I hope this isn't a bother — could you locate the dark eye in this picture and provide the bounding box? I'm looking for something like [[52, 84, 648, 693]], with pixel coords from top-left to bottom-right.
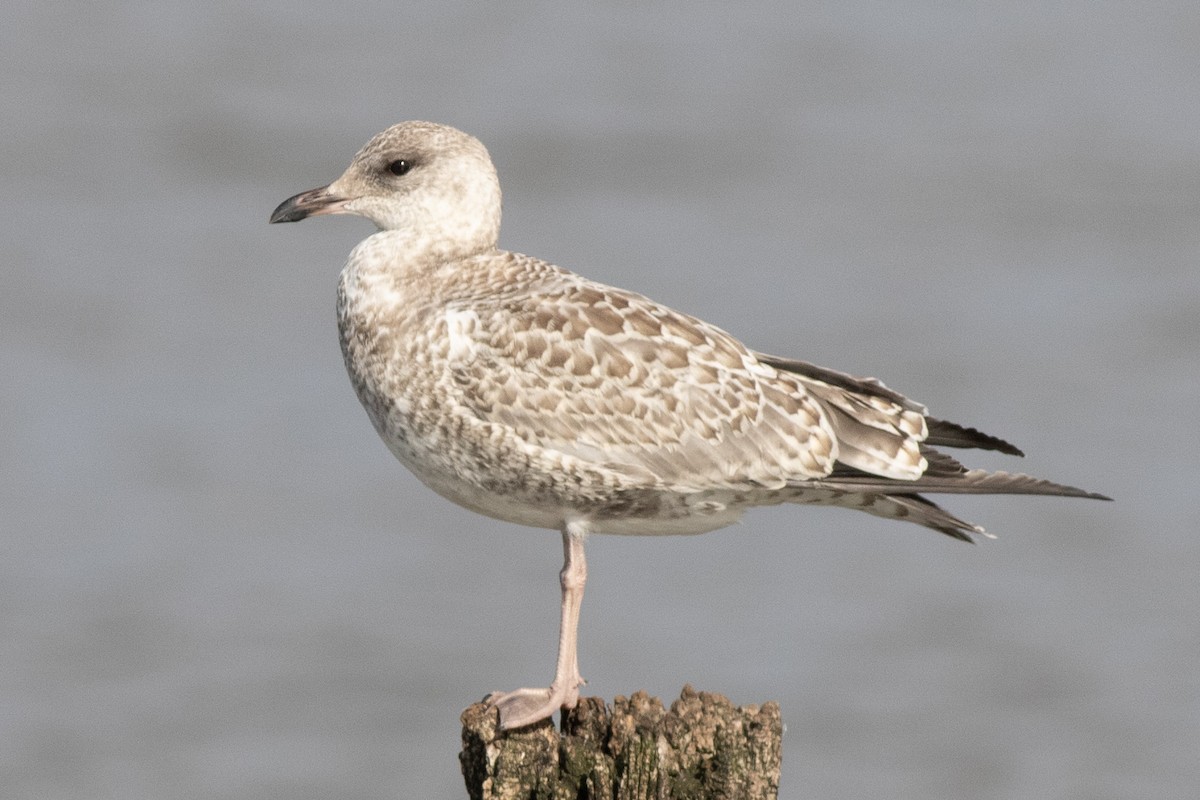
[[387, 159, 412, 176]]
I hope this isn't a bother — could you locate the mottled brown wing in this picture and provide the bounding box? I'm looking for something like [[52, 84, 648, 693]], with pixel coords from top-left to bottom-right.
[[440, 276, 837, 489]]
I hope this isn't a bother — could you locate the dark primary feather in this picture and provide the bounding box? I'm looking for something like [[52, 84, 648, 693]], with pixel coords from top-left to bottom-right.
[[760, 352, 1110, 542], [804, 465, 1109, 544], [814, 466, 1111, 500], [924, 417, 1024, 456]]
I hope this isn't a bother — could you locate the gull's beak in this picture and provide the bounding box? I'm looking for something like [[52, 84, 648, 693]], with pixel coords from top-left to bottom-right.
[[269, 185, 349, 224]]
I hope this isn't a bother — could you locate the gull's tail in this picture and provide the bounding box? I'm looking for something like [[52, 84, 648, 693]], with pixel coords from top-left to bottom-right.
[[806, 465, 1110, 542], [758, 353, 1110, 542]]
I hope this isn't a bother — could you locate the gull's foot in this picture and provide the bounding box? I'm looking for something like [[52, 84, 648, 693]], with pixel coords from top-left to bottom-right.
[[486, 680, 582, 730]]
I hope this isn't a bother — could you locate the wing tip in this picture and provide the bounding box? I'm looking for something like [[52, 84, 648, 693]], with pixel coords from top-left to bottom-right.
[[924, 417, 1025, 456]]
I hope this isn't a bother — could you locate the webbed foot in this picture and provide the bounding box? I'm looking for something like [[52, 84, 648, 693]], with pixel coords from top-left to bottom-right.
[[486, 678, 582, 729]]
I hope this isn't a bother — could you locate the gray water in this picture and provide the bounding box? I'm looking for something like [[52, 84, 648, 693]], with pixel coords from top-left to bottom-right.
[[3, 3, 1197, 798]]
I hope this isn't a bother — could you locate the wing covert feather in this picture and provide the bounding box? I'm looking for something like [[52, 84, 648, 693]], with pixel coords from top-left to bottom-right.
[[441, 278, 836, 488]]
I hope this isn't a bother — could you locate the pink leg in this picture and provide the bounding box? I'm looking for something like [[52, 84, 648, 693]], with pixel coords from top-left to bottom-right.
[[487, 524, 587, 729]]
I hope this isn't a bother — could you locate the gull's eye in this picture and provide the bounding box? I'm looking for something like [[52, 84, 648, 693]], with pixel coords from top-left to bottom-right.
[[387, 159, 412, 176]]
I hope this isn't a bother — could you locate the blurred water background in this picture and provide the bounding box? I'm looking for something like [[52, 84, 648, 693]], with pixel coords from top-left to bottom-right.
[[3, 2, 1197, 798]]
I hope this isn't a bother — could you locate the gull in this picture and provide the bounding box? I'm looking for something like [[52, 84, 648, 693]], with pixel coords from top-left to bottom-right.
[[270, 121, 1108, 729]]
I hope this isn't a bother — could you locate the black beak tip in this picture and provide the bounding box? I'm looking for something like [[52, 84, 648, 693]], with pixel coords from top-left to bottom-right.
[[269, 198, 308, 224]]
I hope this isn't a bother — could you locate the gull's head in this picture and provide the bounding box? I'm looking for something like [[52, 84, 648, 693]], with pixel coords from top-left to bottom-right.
[[270, 121, 502, 255]]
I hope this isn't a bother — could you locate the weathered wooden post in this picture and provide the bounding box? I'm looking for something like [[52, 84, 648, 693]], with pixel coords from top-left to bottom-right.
[[460, 685, 782, 799]]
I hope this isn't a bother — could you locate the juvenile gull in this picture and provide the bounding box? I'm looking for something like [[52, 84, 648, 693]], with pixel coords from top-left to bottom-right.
[[270, 121, 1108, 729]]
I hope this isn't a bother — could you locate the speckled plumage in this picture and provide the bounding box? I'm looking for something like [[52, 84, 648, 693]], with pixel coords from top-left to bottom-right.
[[271, 121, 1107, 729]]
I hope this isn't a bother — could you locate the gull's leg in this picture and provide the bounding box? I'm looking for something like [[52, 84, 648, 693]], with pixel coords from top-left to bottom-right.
[[487, 523, 588, 729]]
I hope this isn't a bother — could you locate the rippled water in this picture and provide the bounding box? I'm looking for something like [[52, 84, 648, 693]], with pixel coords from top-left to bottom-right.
[[3, 3, 1197, 798]]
